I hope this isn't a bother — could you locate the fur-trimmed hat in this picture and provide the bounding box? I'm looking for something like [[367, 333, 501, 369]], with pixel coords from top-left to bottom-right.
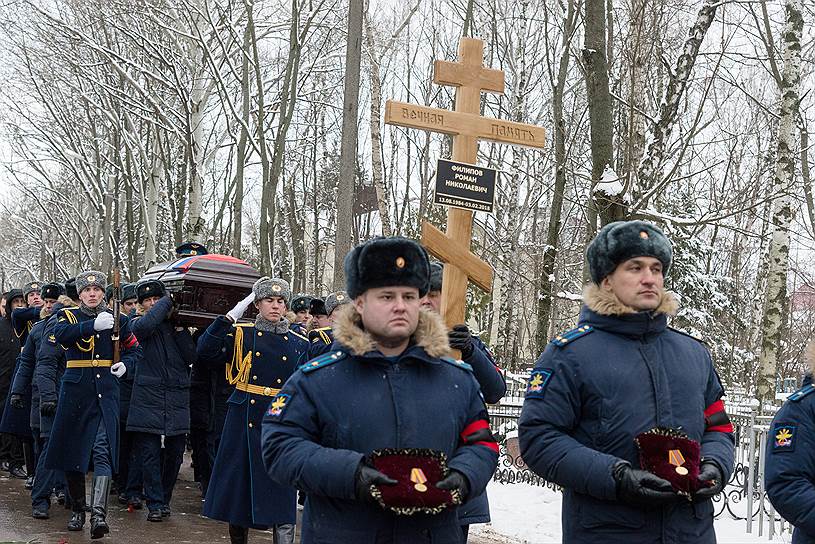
[[76, 271, 106, 294], [344, 237, 431, 299], [253, 277, 290, 304], [429, 262, 443, 292], [136, 279, 166, 303], [64, 278, 78, 301], [122, 283, 137, 302], [291, 295, 312, 313], [40, 282, 64, 300], [325, 291, 350, 316], [23, 281, 43, 299], [309, 298, 327, 316], [4, 289, 24, 318], [586, 221, 673, 284]]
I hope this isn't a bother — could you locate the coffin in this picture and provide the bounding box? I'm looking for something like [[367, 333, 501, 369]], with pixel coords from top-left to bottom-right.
[[140, 254, 260, 328]]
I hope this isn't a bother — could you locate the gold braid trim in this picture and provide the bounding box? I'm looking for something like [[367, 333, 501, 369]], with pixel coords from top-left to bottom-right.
[[226, 325, 252, 385], [63, 310, 94, 353]]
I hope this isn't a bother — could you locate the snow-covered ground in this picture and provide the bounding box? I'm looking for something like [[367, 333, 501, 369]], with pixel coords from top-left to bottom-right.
[[470, 481, 793, 543]]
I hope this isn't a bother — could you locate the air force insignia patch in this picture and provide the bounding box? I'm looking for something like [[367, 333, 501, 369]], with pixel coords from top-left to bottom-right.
[[266, 393, 291, 418], [526, 369, 553, 399], [773, 424, 796, 452]]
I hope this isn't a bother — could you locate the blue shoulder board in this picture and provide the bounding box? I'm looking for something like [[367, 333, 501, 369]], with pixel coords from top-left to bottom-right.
[[550, 325, 594, 347], [788, 383, 815, 402], [302, 350, 346, 373], [441, 356, 473, 372]]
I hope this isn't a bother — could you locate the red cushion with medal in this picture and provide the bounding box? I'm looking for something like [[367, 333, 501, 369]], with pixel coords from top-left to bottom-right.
[[635, 427, 705, 497], [368, 448, 462, 515]]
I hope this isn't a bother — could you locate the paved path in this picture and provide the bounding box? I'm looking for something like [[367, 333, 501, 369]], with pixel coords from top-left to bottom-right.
[[0, 453, 501, 543]]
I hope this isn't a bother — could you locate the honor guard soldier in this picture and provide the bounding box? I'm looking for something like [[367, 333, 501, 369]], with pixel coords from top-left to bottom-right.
[[518, 221, 734, 544], [303, 291, 350, 360], [765, 345, 815, 543], [128, 279, 197, 522], [8, 283, 65, 518], [197, 277, 307, 544], [421, 262, 506, 541], [0, 290, 24, 478], [289, 295, 312, 336], [176, 241, 209, 257], [261, 237, 499, 544], [44, 270, 143, 539], [12, 281, 44, 344]]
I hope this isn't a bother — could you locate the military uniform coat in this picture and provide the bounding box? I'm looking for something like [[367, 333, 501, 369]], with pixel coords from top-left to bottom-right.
[[518, 286, 734, 544], [44, 307, 142, 473], [33, 309, 67, 438], [197, 316, 307, 529], [765, 371, 815, 544], [304, 326, 335, 361], [0, 308, 40, 438], [0, 317, 19, 431], [128, 296, 196, 436], [261, 308, 499, 544], [10, 318, 47, 432]]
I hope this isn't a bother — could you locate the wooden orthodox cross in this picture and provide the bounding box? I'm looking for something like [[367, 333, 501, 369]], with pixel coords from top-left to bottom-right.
[[385, 37, 546, 327]]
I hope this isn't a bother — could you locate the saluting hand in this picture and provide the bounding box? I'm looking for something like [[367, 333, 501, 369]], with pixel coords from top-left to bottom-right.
[[226, 293, 255, 323], [94, 312, 115, 331], [110, 362, 127, 378]]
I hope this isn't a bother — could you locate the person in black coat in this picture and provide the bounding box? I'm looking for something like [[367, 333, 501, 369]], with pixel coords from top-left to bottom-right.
[[0, 289, 24, 477], [128, 280, 197, 521]]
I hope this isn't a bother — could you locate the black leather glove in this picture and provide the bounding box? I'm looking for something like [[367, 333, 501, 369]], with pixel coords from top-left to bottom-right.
[[613, 461, 679, 506], [10, 394, 24, 409], [692, 460, 724, 501], [436, 469, 471, 502], [448, 325, 474, 359], [354, 463, 397, 503], [40, 401, 57, 417]]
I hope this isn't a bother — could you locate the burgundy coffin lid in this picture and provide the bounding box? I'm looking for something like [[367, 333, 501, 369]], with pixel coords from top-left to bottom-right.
[[140, 254, 260, 328]]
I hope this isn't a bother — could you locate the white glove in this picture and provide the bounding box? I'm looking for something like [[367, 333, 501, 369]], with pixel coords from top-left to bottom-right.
[[94, 312, 115, 331], [110, 362, 127, 378], [226, 293, 255, 322]]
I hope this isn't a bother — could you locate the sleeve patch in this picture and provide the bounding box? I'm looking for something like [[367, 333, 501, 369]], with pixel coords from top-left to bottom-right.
[[47, 334, 57, 345], [772, 424, 796, 452], [266, 392, 292, 419], [526, 369, 553, 399]]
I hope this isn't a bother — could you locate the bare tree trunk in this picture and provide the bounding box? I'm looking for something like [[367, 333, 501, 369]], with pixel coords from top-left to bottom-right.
[[634, 0, 718, 209], [536, 0, 577, 354], [232, 20, 253, 258], [757, 0, 803, 405], [333, 0, 364, 290], [583, 0, 620, 228], [364, 11, 392, 236]]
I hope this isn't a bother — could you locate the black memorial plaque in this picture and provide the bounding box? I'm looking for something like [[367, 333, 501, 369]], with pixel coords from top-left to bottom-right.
[[433, 158, 497, 213]]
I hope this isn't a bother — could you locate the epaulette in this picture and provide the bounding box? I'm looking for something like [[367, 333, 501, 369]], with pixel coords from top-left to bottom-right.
[[441, 356, 473, 372], [289, 330, 308, 342], [550, 325, 593, 347], [788, 384, 815, 402], [668, 327, 709, 347], [302, 350, 346, 373]]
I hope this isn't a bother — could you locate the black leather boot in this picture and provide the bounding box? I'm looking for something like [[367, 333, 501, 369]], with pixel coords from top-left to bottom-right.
[[66, 472, 86, 531], [90, 476, 111, 539], [229, 524, 248, 544]]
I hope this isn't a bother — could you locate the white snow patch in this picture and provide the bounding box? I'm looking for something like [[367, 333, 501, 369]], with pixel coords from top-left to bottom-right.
[[471, 481, 792, 543], [593, 164, 624, 196]]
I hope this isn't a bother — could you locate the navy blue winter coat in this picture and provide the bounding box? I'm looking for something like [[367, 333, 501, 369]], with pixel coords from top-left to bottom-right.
[[519, 287, 734, 544], [127, 296, 196, 436], [197, 316, 307, 529], [0, 317, 19, 434], [0, 307, 41, 438], [10, 317, 46, 432], [12, 305, 41, 346], [44, 306, 142, 473], [34, 308, 68, 438], [765, 374, 815, 544], [457, 335, 505, 526], [261, 308, 499, 544]]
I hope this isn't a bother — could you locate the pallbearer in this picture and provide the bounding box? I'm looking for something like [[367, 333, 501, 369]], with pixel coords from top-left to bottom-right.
[[197, 277, 307, 544], [45, 271, 143, 539]]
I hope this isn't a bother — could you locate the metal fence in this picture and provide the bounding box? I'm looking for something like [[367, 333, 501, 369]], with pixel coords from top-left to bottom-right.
[[487, 402, 794, 539]]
